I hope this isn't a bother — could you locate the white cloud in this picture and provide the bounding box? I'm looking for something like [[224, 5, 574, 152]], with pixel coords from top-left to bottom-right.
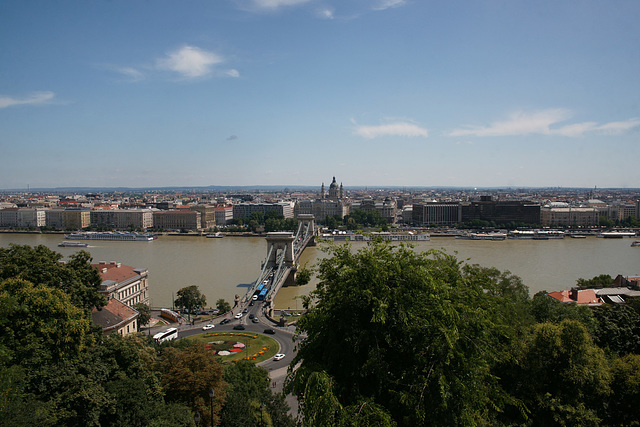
[[353, 119, 428, 139], [156, 45, 223, 79], [241, 0, 312, 11], [447, 109, 640, 138], [0, 91, 55, 109], [317, 7, 334, 19], [595, 118, 640, 135], [226, 69, 240, 78], [373, 0, 407, 11], [113, 66, 145, 82]]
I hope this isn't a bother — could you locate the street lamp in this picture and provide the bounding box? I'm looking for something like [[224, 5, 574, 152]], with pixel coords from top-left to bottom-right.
[[209, 387, 215, 427]]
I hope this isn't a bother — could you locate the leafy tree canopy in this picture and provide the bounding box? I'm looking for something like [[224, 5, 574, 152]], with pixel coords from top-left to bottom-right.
[[289, 240, 532, 426], [174, 285, 207, 318], [216, 298, 231, 314], [0, 244, 105, 312]]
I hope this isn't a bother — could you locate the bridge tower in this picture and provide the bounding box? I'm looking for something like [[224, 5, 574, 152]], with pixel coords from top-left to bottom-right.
[[265, 232, 295, 269], [297, 214, 316, 246]]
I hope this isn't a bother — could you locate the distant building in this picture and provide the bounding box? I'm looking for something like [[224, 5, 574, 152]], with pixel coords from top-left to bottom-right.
[[91, 298, 139, 336], [295, 177, 349, 221], [461, 196, 541, 225], [0, 207, 47, 227], [540, 206, 601, 227], [94, 261, 149, 307], [191, 205, 217, 229], [91, 208, 154, 230], [412, 201, 461, 226], [233, 202, 294, 220], [214, 206, 233, 226], [63, 208, 92, 230], [153, 210, 201, 231], [350, 197, 397, 224]]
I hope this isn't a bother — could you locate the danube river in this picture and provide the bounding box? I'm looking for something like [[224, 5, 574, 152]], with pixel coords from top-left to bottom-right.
[[1, 233, 638, 310]]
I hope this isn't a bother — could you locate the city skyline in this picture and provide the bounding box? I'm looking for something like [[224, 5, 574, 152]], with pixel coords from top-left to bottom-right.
[[1, 1, 639, 190]]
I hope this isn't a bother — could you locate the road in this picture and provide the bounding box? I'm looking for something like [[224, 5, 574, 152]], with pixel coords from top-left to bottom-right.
[[147, 299, 302, 418]]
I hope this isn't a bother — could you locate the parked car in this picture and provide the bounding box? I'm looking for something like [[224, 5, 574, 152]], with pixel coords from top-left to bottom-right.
[[233, 324, 246, 330], [274, 353, 285, 361], [202, 324, 215, 330], [220, 318, 230, 325], [263, 328, 275, 335]]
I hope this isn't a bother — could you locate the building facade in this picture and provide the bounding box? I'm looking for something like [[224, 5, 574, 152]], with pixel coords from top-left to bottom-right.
[[233, 202, 294, 220], [461, 196, 541, 225], [540, 207, 601, 227], [94, 261, 150, 307], [412, 202, 462, 226], [152, 210, 201, 231]]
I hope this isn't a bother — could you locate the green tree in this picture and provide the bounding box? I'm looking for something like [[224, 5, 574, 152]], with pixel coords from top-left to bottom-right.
[[289, 241, 529, 426], [606, 354, 640, 426], [500, 320, 611, 426], [156, 342, 226, 427], [295, 266, 312, 286], [132, 303, 151, 330], [0, 244, 106, 312], [592, 304, 640, 355], [174, 285, 207, 320], [0, 278, 94, 367], [216, 298, 231, 314], [221, 360, 295, 427], [576, 273, 613, 288]]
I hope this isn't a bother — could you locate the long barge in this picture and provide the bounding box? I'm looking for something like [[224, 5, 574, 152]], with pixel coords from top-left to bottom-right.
[[65, 231, 156, 241]]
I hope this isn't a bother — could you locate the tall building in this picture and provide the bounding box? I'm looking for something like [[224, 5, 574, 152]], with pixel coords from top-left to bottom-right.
[[295, 177, 349, 221]]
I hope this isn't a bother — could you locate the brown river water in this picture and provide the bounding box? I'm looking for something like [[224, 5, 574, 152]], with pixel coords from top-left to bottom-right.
[[1, 233, 638, 310]]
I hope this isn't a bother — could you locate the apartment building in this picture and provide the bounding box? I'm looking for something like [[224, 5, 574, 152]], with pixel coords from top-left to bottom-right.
[[152, 209, 201, 231]]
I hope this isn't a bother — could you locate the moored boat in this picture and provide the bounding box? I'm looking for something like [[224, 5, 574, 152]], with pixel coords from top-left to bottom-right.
[[65, 231, 156, 241], [58, 241, 89, 247]]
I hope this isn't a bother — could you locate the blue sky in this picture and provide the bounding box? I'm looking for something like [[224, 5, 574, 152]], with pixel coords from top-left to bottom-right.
[[1, 0, 639, 189]]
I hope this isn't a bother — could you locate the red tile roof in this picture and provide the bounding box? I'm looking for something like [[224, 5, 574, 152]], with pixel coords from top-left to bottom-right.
[[93, 263, 140, 282]]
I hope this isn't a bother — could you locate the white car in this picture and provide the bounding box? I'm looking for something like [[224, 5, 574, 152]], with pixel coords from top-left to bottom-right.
[[202, 324, 215, 331], [234, 312, 243, 319], [252, 295, 258, 301], [274, 353, 285, 361]]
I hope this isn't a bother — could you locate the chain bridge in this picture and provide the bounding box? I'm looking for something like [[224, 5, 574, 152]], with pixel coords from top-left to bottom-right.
[[240, 214, 316, 314]]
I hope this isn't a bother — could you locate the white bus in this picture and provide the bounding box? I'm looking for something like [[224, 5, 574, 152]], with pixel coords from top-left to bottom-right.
[[153, 327, 178, 343]]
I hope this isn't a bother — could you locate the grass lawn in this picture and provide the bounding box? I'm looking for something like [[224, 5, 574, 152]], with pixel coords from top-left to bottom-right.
[[192, 331, 280, 363]]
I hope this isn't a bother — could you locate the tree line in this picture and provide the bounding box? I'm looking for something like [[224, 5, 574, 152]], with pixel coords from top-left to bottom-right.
[[286, 240, 640, 426], [0, 244, 294, 426]]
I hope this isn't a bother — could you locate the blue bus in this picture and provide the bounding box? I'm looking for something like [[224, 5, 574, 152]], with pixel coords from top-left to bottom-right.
[[258, 288, 269, 301], [255, 283, 265, 295]]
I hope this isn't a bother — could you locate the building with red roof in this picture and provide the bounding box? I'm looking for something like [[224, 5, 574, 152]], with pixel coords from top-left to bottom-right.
[[94, 261, 149, 307]]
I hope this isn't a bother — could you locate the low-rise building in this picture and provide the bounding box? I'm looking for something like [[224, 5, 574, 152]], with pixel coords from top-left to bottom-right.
[[91, 298, 139, 336], [540, 206, 601, 227], [94, 261, 149, 307]]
